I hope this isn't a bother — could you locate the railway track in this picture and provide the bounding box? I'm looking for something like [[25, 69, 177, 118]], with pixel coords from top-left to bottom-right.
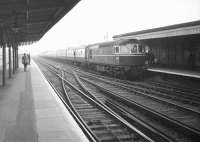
[[73, 68, 200, 113], [146, 80, 200, 97], [36, 58, 200, 142], [35, 61, 97, 142], [118, 79, 200, 104], [76, 69, 200, 106], [76, 73, 200, 142], [35, 59, 154, 142], [38, 57, 200, 112]]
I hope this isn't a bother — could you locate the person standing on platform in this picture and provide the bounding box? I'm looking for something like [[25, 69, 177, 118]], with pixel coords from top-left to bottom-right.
[[22, 53, 28, 72]]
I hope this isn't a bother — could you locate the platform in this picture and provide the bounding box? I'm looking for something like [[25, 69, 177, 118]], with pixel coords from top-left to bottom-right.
[[0, 60, 89, 142], [147, 67, 200, 79]]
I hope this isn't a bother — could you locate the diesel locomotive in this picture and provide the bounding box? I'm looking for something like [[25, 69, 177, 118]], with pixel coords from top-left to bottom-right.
[[49, 39, 146, 77]]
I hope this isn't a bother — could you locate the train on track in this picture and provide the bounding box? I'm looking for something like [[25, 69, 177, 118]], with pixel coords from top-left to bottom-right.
[[44, 39, 147, 77]]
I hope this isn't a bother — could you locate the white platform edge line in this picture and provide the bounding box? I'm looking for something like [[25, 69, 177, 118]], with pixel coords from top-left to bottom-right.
[[148, 68, 200, 79], [32, 60, 75, 117]]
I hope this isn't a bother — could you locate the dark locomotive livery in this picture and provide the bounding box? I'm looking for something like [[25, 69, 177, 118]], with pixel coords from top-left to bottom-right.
[[52, 39, 146, 77]]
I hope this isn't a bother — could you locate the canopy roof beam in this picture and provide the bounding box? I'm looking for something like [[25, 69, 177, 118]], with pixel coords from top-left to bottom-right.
[[0, 2, 65, 12]]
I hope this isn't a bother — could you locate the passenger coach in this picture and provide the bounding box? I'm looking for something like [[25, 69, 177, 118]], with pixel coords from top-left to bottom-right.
[[65, 45, 86, 64]]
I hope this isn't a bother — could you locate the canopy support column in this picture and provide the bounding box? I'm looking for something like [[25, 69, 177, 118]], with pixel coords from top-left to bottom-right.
[[1, 27, 7, 86], [15, 46, 18, 69], [12, 46, 15, 74], [8, 45, 12, 78], [2, 44, 6, 86], [16, 47, 19, 69]]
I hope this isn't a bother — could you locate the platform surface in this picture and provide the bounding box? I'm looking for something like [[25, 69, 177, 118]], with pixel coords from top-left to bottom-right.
[[148, 67, 200, 79], [0, 60, 89, 142]]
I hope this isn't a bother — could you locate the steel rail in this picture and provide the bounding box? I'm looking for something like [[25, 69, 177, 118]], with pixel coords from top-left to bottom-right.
[[80, 76, 200, 141]]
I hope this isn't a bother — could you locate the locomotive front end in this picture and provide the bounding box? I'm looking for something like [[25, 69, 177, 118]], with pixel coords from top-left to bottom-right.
[[114, 39, 146, 66], [114, 39, 146, 78]]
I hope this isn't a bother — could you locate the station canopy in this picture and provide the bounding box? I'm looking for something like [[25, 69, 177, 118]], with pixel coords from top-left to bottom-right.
[[113, 20, 200, 40], [0, 0, 80, 45]]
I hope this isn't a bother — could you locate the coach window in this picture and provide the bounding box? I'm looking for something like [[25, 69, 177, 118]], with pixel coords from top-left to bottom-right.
[[114, 46, 119, 53]]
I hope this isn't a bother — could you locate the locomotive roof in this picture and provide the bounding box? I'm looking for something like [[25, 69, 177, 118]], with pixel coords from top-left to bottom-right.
[[87, 39, 140, 48]]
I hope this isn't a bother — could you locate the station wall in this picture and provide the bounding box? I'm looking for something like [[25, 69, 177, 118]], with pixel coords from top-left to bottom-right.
[[145, 36, 200, 69]]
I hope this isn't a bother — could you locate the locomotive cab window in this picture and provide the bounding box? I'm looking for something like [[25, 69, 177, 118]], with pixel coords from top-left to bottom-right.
[[131, 44, 138, 53]]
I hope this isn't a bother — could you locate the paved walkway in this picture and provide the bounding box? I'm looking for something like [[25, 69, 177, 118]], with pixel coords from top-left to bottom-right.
[[0, 60, 89, 142]]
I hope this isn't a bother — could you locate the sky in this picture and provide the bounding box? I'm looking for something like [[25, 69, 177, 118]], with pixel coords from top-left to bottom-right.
[[19, 0, 200, 55]]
